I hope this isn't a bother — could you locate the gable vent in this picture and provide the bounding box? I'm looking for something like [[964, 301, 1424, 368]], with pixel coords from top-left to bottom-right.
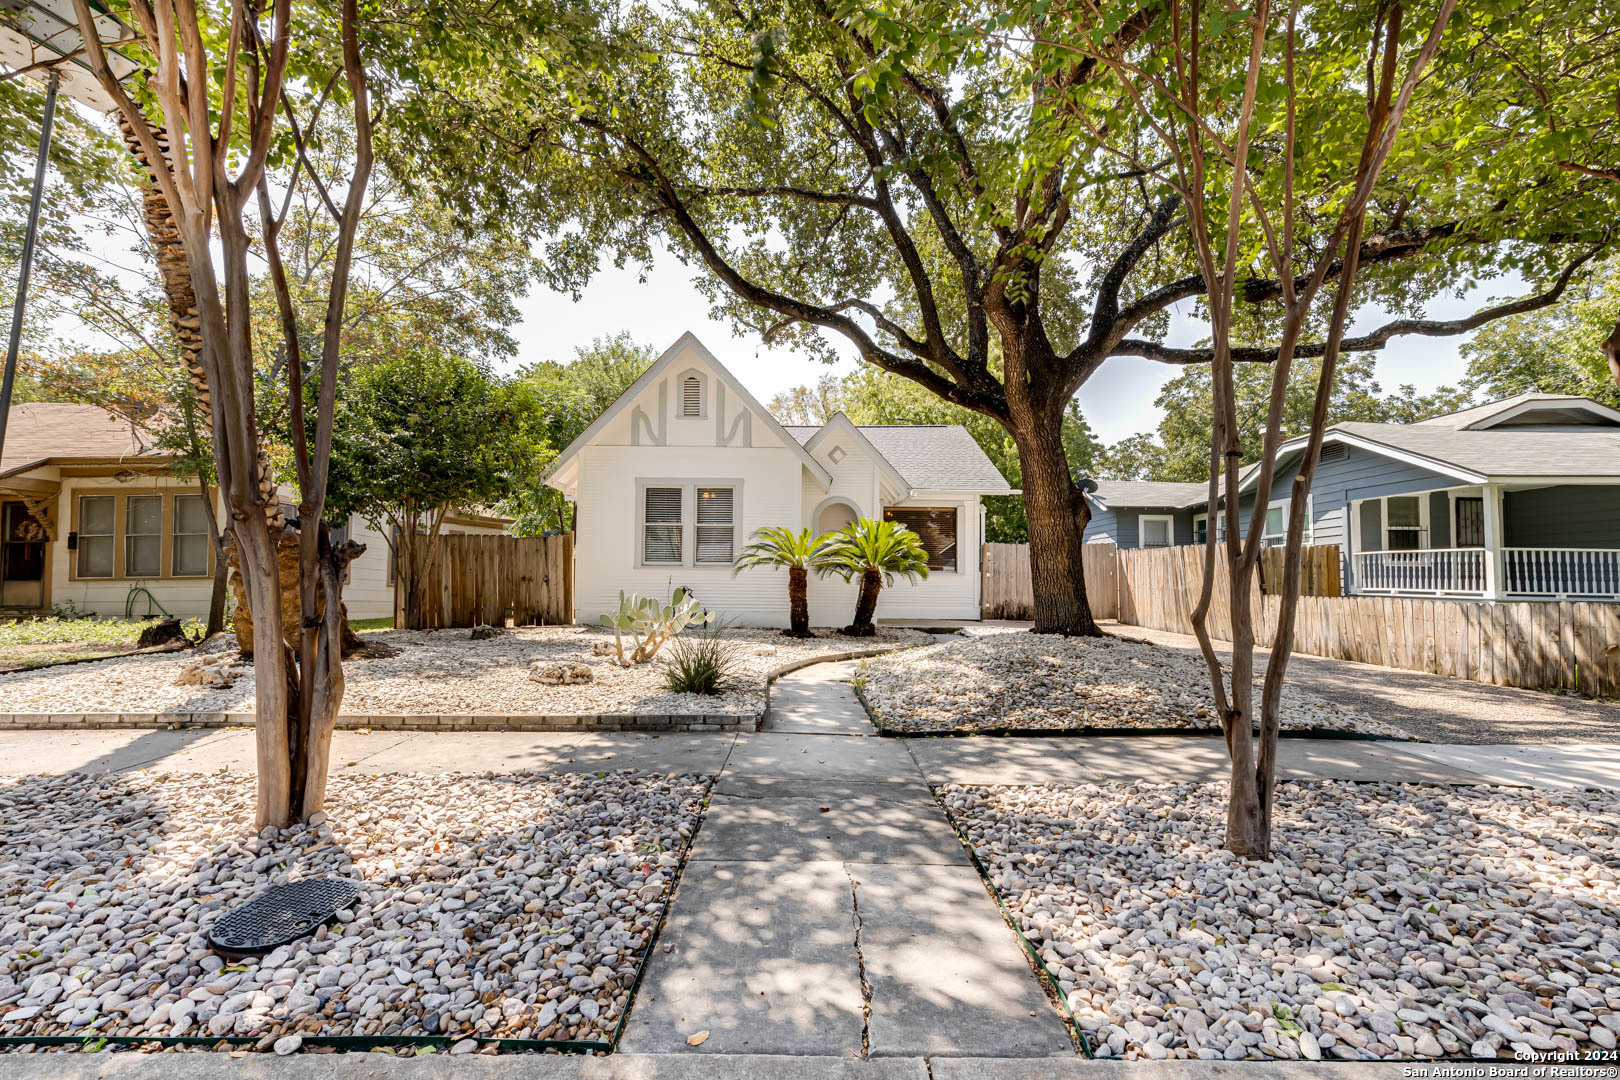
[[1318, 442, 1347, 464], [681, 376, 702, 417]]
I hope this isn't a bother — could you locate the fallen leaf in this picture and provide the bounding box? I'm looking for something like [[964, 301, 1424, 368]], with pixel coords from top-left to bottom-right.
[[686, 1030, 709, 1047], [819, 807, 830, 813]]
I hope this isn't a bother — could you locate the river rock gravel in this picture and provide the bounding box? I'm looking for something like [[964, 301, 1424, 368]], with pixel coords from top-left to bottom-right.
[[941, 780, 1620, 1061], [860, 630, 1411, 737], [0, 626, 927, 718], [0, 768, 709, 1046]]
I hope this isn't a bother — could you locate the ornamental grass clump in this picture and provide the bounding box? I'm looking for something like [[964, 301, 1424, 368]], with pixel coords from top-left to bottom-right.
[[663, 626, 746, 695]]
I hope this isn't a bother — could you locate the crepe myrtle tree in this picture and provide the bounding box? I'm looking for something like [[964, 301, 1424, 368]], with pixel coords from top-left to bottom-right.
[[1026, 0, 1611, 856], [69, 0, 374, 827], [381, 0, 1603, 637]]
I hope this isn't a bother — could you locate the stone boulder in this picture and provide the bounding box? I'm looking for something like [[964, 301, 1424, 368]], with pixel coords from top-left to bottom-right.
[[174, 653, 241, 687], [228, 524, 367, 660], [470, 625, 504, 641], [529, 660, 593, 686]]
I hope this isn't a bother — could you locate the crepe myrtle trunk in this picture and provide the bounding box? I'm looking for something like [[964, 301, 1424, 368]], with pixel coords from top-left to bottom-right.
[[845, 568, 883, 637], [1009, 410, 1101, 638], [786, 565, 810, 637]]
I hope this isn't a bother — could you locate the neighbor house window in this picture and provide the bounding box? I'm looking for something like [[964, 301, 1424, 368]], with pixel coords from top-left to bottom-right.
[[884, 507, 957, 570], [1262, 497, 1313, 547], [1139, 514, 1174, 549], [1193, 513, 1208, 545], [695, 487, 735, 564], [125, 495, 162, 577], [76, 495, 116, 578], [681, 375, 702, 417], [643, 486, 683, 564], [171, 494, 211, 577], [1385, 495, 1421, 550]]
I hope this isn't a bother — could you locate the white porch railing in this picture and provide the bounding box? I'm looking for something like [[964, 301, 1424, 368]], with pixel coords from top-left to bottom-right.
[[1354, 548, 1489, 596], [1504, 547, 1620, 599]]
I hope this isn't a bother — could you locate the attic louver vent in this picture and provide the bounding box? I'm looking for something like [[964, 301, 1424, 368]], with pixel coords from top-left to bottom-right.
[[1319, 443, 1347, 463], [682, 376, 702, 417]]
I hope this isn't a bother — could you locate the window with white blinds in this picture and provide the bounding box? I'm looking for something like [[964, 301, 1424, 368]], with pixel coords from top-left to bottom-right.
[[643, 486, 683, 564], [695, 487, 735, 564], [681, 375, 702, 417]]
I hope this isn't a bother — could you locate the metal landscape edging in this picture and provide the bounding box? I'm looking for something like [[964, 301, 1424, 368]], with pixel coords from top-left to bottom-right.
[[851, 678, 1409, 743], [926, 784, 1094, 1059], [0, 778, 719, 1058]]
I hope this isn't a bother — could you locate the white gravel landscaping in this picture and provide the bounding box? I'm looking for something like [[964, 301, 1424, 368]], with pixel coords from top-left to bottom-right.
[[942, 780, 1620, 1061], [0, 768, 710, 1046], [0, 626, 928, 718], [860, 630, 1411, 738]]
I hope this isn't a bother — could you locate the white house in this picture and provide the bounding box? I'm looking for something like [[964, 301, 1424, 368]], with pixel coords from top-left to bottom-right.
[[543, 332, 1014, 627]]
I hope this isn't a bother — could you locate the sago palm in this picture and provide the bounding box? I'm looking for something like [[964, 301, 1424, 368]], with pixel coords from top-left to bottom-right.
[[816, 518, 929, 637], [734, 526, 832, 637]]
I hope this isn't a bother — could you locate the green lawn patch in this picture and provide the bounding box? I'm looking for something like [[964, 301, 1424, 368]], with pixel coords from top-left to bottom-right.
[[349, 617, 394, 631]]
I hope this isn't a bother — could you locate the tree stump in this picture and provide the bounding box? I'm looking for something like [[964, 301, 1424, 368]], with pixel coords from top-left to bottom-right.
[[228, 524, 367, 659]]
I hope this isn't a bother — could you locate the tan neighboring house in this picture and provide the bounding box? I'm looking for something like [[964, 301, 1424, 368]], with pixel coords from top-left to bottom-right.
[[0, 403, 508, 621]]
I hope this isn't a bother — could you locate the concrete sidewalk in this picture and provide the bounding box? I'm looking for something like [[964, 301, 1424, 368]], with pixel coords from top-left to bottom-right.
[[0, 1052, 1415, 1078]]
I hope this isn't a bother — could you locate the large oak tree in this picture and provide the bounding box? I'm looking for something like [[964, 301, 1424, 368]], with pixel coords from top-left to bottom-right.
[[387, 0, 1603, 635]]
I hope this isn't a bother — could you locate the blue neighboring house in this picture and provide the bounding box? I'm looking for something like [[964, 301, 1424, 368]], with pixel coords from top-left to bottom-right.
[[1086, 392, 1620, 601]]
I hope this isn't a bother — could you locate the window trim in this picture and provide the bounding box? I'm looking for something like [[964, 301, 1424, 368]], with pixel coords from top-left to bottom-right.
[[1138, 513, 1175, 549], [1355, 493, 1430, 553], [74, 494, 118, 579], [1261, 495, 1313, 547], [170, 493, 213, 578], [634, 479, 744, 568], [1193, 512, 1208, 545], [883, 504, 960, 572]]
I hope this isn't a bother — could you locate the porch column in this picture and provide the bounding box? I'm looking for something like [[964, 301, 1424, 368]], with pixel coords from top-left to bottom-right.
[[1480, 483, 1506, 599]]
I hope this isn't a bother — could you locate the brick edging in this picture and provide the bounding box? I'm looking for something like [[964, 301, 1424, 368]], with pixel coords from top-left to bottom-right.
[[0, 711, 758, 733]]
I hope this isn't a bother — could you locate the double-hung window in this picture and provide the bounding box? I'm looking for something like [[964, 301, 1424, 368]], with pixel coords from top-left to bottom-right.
[[642, 486, 684, 564], [125, 495, 163, 577], [1262, 497, 1313, 547], [76, 495, 116, 578], [171, 494, 211, 576], [695, 487, 735, 564]]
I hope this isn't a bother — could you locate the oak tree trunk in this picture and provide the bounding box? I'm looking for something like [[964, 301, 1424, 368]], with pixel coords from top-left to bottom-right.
[[1010, 416, 1101, 637], [845, 569, 883, 636], [785, 565, 810, 637]]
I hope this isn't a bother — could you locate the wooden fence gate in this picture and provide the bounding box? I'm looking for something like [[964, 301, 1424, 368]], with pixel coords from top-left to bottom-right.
[[981, 540, 1119, 620], [396, 533, 573, 629]]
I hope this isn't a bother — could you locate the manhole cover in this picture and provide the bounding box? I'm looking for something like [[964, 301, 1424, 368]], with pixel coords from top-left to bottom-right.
[[207, 878, 362, 956]]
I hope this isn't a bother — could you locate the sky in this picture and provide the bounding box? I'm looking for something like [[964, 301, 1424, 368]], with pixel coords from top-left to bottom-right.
[[508, 244, 1515, 445]]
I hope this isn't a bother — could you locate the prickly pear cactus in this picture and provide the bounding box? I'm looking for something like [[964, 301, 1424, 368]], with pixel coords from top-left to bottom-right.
[[598, 588, 716, 665]]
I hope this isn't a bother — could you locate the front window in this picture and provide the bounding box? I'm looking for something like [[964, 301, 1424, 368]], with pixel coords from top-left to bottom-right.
[[1139, 514, 1173, 549], [77, 495, 116, 578], [642, 486, 683, 564], [695, 487, 735, 564], [884, 507, 958, 570], [1386, 496, 1422, 551], [125, 495, 163, 577], [171, 494, 211, 576], [1193, 514, 1208, 545]]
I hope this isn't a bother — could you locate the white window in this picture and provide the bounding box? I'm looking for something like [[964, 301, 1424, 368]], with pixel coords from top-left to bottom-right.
[[1193, 513, 1208, 545], [1140, 514, 1174, 548], [77, 495, 116, 578], [642, 486, 683, 564], [1384, 495, 1422, 550], [695, 487, 735, 564], [172, 494, 211, 577], [681, 375, 703, 417], [1262, 496, 1313, 547]]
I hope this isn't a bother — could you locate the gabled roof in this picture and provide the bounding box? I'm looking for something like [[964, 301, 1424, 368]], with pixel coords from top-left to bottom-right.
[[1412, 392, 1620, 431], [1, 403, 165, 478], [543, 332, 832, 491], [782, 421, 1013, 494], [798, 413, 912, 497], [1088, 479, 1210, 511]]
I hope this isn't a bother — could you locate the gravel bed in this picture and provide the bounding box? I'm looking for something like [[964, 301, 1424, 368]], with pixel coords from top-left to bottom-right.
[[0, 769, 709, 1045], [942, 780, 1620, 1061], [0, 626, 929, 717], [859, 630, 1412, 738]]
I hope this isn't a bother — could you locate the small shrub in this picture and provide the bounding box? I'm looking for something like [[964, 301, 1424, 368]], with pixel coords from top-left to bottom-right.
[[663, 628, 745, 696]]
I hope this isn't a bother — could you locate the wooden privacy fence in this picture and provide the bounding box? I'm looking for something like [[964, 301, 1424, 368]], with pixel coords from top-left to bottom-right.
[[397, 533, 573, 629], [1115, 544, 1620, 697], [981, 541, 1119, 620]]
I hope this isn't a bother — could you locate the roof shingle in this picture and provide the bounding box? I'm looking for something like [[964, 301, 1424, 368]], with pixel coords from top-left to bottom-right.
[[1, 404, 162, 476]]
